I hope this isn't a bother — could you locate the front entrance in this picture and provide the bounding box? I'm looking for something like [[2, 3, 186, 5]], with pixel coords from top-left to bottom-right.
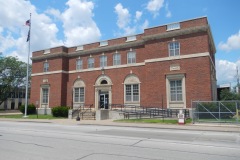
[[99, 93, 109, 109]]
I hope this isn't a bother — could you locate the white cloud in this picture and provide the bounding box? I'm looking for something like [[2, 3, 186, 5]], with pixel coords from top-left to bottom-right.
[[0, 0, 62, 62], [140, 20, 149, 30], [216, 59, 240, 85], [218, 30, 240, 52], [114, 3, 149, 36], [114, 3, 131, 29], [62, 0, 101, 46], [45, 8, 62, 21], [146, 0, 164, 18], [0, 0, 102, 63], [165, 2, 171, 18], [135, 11, 142, 22]]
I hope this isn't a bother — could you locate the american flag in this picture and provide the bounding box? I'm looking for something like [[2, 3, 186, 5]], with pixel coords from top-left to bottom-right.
[[25, 20, 30, 26]]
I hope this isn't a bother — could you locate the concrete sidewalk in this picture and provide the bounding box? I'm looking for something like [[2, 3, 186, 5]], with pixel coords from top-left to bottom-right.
[[1, 118, 240, 133]]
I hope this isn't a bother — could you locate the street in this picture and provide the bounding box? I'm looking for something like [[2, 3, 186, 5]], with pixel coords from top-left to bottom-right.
[[0, 121, 239, 160]]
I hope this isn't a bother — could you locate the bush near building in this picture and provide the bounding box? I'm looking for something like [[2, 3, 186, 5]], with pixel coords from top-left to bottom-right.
[[19, 104, 36, 115], [52, 106, 69, 117]]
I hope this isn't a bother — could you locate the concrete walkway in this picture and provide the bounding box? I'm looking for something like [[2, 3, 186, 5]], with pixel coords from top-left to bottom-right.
[[1, 117, 239, 133]]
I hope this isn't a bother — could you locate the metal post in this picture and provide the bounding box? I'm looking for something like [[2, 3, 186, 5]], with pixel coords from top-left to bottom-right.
[[36, 101, 38, 119], [23, 13, 31, 118], [162, 95, 164, 122], [218, 102, 220, 122]]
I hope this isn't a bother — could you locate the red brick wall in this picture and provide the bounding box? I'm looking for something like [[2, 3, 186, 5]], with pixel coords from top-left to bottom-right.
[[30, 17, 215, 109]]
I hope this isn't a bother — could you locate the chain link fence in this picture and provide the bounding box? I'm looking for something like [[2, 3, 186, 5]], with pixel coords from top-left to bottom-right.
[[192, 101, 240, 124]]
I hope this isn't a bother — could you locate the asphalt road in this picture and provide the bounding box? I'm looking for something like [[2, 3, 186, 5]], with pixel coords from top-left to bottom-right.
[[0, 121, 239, 160]]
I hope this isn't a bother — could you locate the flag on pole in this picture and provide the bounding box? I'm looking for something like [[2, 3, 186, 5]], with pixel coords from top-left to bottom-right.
[[25, 19, 30, 42], [25, 19, 30, 26], [26, 30, 30, 42]]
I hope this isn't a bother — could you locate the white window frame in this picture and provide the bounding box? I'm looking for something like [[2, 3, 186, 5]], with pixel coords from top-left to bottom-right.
[[74, 87, 85, 103], [99, 41, 108, 47], [40, 85, 50, 106], [125, 84, 139, 102], [113, 53, 121, 66], [100, 55, 107, 67], [169, 41, 180, 56], [126, 35, 136, 42], [88, 57, 94, 69], [76, 45, 84, 51], [127, 51, 136, 64], [167, 22, 180, 31], [43, 62, 49, 72], [43, 49, 50, 54], [166, 74, 186, 109], [170, 80, 182, 101], [76, 59, 83, 70]]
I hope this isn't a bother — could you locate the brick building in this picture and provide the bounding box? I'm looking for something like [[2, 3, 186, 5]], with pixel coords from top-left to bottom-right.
[[30, 17, 217, 112]]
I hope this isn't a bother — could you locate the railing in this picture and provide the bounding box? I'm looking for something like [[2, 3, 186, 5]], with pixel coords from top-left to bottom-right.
[[73, 104, 94, 120], [110, 104, 190, 119]]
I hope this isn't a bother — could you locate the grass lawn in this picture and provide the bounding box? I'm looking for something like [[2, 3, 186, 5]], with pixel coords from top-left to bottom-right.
[[0, 114, 67, 119], [114, 118, 192, 124]]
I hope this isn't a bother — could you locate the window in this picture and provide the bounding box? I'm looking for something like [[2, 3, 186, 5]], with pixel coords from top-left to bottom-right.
[[169, 42, 180, 56], [126, 35, 136, 42], [167, 22, 180, 31], [42, 88, 49, 104], [43, 62, 49, 72], [170, 80, 182, 101], [127, 51, 136, 64], [125, 84, 139, 102], [76, 45, 83, 51], [100, 55, 107, 67], [74, 87, 84, 103], [100, 41, 108, 47], [124, 74, 140, 104], [44, 49, 50, 54], [88, 57, 94, 68], [101, 80, 108, 84], [113, 53, 121, 65], [76, 59, 82, 70]]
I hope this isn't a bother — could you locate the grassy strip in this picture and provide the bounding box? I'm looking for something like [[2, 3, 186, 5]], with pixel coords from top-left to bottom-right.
[[0, 114, 66, 119], [114, 118, 192, 124]]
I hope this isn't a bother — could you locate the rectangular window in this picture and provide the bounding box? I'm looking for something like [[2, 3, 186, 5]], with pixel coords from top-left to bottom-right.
[[76, 45, 83, 51], [127, 51, 136, 64], [170, 80, 182, 101], [125, 84, 139, 102], [100, 55, 107, 67], [74, 87, 84, 103], [43, 62, 49, 72], [126, 35, 136, 42], [100, 41, 108, 47], [42, 88, 49, 104], [169, 42, 180, 56], [113, 53, 121, 65], [88, 57, 94, 69], [167, 23, 180, 31], [76, 59, 82, 70]]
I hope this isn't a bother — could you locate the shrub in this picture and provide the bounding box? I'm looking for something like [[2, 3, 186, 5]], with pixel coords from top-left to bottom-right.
[[52, 106, 69, 117], [19, 104, 36, 115]]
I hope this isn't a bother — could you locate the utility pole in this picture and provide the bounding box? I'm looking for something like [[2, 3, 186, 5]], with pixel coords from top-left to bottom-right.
[[237, 67, 240, 94]]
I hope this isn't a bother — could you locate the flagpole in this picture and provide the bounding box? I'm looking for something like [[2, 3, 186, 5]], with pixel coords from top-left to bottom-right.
[[24, 13, 31, 118]]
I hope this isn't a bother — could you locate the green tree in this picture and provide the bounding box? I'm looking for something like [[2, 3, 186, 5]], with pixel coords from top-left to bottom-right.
[[0, 56, 31, 105], [220, 89, 240, 100]]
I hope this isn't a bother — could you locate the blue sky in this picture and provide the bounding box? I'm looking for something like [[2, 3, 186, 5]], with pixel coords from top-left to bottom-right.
[[0, 0, 240, 86]]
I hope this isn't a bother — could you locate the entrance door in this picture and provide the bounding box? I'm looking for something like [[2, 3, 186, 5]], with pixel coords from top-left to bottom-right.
[[99, 93, 109, 109]]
